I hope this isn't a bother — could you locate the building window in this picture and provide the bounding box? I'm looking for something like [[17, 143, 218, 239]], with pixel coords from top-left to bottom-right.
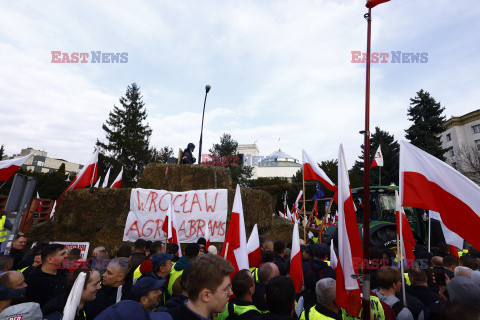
[[450, 149, 454, 157], [476, 139, 480, 151], [446, 133, 451, 142], [473, 125, 480, 134]]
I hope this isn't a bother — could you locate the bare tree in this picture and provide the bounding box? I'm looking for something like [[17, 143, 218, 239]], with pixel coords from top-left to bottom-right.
[[455, 145, 480, 184]]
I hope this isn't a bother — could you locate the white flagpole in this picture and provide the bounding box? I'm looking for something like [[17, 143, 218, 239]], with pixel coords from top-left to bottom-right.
[[400, 206, 406, 307]]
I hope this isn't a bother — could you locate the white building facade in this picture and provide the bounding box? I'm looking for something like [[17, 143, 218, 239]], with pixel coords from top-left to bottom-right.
[[439, 109, 480, 172], [4, 148, 82, 175]]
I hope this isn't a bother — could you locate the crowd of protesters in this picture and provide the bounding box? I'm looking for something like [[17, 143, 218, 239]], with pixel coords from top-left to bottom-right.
[[1, 232, 480, 320]]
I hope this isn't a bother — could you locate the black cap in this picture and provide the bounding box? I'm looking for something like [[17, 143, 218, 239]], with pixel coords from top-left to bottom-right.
[[185, 243, 200, 257]]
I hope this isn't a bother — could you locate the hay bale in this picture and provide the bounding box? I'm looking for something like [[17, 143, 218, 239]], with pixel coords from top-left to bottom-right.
[[137, 164, 232, 191], [261, 216, 303, 244], [227, 188, 273, 230]]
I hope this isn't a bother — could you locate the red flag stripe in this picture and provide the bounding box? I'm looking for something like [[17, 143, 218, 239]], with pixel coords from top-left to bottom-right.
[[366, 0, 390, 8]]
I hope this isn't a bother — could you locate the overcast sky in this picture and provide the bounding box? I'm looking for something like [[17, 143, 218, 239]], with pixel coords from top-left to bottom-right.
[[1, 0, 479, 169]]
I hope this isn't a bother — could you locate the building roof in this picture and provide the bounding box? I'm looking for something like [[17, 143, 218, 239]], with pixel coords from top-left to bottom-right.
[[259, 149, 301, 167], [443, 108, 480, 130]]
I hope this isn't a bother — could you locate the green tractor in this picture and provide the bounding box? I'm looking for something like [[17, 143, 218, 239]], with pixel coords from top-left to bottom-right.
[[321, 186, 443, 251]]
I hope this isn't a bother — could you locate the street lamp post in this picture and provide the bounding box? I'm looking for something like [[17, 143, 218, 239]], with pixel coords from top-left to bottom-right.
[[198, 85, 211, 165]]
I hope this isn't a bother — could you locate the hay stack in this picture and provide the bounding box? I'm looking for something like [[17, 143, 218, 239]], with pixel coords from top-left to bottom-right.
[[137, 164, 232, 191]]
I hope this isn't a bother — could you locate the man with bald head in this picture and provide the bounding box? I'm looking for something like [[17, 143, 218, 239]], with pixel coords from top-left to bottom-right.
[[84, 257, 132, 320], [252, 262, 280, 311], [0, 271, 42, 320]]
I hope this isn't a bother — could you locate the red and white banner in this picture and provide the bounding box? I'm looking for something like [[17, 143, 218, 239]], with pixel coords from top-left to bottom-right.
[[302, 150, 337, 192], [371, 145, 384, 168], [247, 224, 262, 268], [110, 168, 123, 188], [400, 140, 480, 251], [0, 154, 33, 182], [123, 188, 228, 243], [337, 144, 362, 317]]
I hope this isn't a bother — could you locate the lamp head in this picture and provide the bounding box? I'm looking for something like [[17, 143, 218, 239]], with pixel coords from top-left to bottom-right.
[[205, 85, 211, 93]]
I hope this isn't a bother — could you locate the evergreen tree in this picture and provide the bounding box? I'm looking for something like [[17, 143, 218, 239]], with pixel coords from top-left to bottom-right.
[[351, 126, 400, 186], [0, 145, 4, 160], [97, 83, 152, 187], [405, 89, 447, 160], [209, 133, 253, 187], [152, 146, 174, 163]]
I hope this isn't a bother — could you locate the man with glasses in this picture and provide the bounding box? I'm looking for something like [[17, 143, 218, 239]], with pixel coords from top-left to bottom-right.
[[167, 254, 234, 320]]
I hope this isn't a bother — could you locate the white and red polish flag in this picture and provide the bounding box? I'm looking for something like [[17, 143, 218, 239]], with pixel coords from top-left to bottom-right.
[[247, 224, 262, 268], [302, 150, 337, 192], [400, 140, 480, 251], [102, 167, 111, 188], [337, 144, 362, 317], [220, 185, 249, 273], [204, 222, 211, 250], [366, 0, 390, 8], [58, 149, 99, 203], [371, 145, 384, 168], [292, 191, 303, 220], [94, 178, 101, 188], [286, 205, 295, 223], [110, 168, 123, 188], [289, 220, 303, 293], [0, 154, 33, 182], [50, 201, 57, 219], [161, 202, 182, 257], [395, 191, 416, 261], [430, 210, 463, 258]]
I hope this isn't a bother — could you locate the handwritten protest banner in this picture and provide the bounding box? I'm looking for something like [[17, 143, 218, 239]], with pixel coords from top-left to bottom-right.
[[123, 188, 228, 243]]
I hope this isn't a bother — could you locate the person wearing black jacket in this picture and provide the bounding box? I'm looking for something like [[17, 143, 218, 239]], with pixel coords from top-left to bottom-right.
[[273, 241, 287, 276], [25, 244, 67, 308], [83, 258, 132, 320], [6, 235, 27, 271], [253, 276, 298, 320], [252, 263, 279, 312], [181, 143, 196, 165], [406, 268, 440, 308]]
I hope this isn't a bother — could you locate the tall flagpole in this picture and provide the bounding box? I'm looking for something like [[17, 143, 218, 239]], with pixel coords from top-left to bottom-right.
[[399, 205, 407, 307], [379, 166, 381, 186], [303, 168, 307, 243], [361, 6, 372, 320], [428, 211, 431, 252]]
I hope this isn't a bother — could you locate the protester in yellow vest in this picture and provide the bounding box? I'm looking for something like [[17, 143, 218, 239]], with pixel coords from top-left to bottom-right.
[[300, 278, 343, 320], [168, 243, 200, 296], [217, 269, 262, 320]]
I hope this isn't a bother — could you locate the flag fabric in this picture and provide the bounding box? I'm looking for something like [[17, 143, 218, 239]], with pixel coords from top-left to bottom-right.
[[399, 140, 480, 251], [50, 201, 56, 219], [311, 182, 325, 201], [395, 191, 416, 262], [366, 0, 390, 8], [58, 149, 99, 203], [204, 222, 211, 250], [220, 185, 249, 273], [94, 178, 101, 188], [161, 202, 182, 257], [302, 150, 337, 192], [286, 206, 295, 223], [110, 168, 123, 188], [102, 168, 111, 188], [337, 144, 362, 317], [289, 221, 303, 293], [371, 145, 384, 168], [247, 224, 262, 268], [292, 191, 303, 221], [430, 210, 463, 258], [0, 154, 33, 182]]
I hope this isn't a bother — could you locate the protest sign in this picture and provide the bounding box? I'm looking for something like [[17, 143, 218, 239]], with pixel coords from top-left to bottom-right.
[[123, 188, 228, 243]]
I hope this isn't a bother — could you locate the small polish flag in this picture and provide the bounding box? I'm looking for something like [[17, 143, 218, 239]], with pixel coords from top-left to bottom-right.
[[247, 224, 262, 268], [102, 167, 111, 188], [302, 150, 337, 192], [110, 168, 123, 188], [161, 202, 182, 257], [94, 178, 101, 188], [50, 201, 56, 219], [292, 191, 303, 221], [395, 191, 416, 261], [371, 145, 384, 168], [289, 220, 303, 293], [0, 154, 33, 182]]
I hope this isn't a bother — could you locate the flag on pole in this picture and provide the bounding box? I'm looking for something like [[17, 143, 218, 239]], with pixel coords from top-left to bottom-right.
[[0, 154, 33, 182], [247, 224, 262, 268], [94, 178, 101, 188], [430, 210, 463, 258], [337, 144, 362, 317], [292, 191, 303, 221], [58, 149, 99, 203], [220, 185, 249, 273], [50, 201, 56, 219], [289, 221, 303, 293], [395, 191, 416, 262], [366, 0, 390, 8], [311, 182, 325, 201], [400, 140, 480, 251], [102, 168, 111, 188], [161, 202, 182, 257], [302, 150, 337, 192], [371, 145, 384, 168], [110, 168, 123, 188]]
